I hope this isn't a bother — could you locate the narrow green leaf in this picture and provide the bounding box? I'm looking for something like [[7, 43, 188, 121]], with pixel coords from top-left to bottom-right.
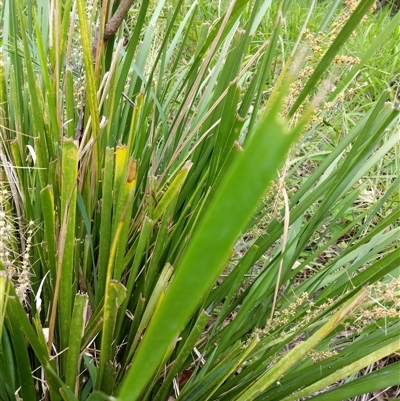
[[206, 245, 260, 357], [97, 281, 127, 391], [312, 361, 400, 401], [124, 264, 174, 366], [76, 0, 99, 141], [33, 10, 59, 142], [15, 0, 45, 140], [0, 324, 16, 401], [105, 0, 150, 144], [5, 308, 41, 401], [59, 387, 80, 401], [58, 139, 79, 354], [34, 135, 50, 190], [179, 338, 259, 401], [125, 215, 154, 295], [281, 340, 400, 401], [6, 285, 75, 401], [289, 0, 376, 116], [65, 294, 88, 393], [154, 310, 211, 401], [113, 158, 137, 281], [65, 67, 76, 139], [40, 186, 57, 281], [329, 11, 400, 100], [153, 161, 193, 222], [9, 140, 25, 194], [96, 148, 115, 306], [59, 0, 74, 64], [0, 271, 9, 341], [87, 390, 118, 401], [255, 321, 400, 401], [32, 314, 62, 401], [112, 146, 129, 221], [81, 304, 104, 352]]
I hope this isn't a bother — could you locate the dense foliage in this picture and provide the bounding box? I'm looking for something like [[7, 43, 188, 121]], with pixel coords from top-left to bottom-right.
[[0, 0, 399, 400]]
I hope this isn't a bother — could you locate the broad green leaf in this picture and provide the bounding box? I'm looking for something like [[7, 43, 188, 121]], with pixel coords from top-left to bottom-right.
[[118, 85, 308, 401]]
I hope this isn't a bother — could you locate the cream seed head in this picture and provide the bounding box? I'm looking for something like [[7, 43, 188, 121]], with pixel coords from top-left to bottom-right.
[[0, 181, 35, 304], [280, 0, 365, 125], [309, 349, 338, 362]]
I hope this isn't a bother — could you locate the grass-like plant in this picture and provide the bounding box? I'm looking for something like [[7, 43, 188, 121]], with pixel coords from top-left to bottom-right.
[[0, 0, 399, 400]]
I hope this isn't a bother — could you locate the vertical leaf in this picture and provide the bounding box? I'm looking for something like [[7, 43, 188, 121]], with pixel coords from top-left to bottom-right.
[[96, 148, 115, 306], [65, 294, 88, 394], [57, 139, 79, 358], [97, 281, 126, 391], [76, 0, 100, 140], [40, 186, 57, 281], [113, 158, 137, 281]]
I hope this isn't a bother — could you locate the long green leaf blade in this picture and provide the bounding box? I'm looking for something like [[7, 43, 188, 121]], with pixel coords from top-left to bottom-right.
[[118, 87, 307, 400]]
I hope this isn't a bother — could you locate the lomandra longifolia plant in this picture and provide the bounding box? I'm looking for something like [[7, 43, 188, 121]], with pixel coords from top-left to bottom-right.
[[0, 0, 399, 400]]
